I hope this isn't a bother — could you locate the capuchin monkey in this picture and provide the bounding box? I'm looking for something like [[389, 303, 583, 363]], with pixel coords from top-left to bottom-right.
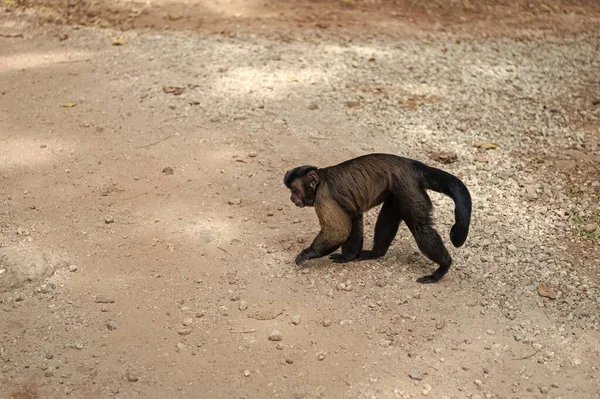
[[283, 153, 472, 284]]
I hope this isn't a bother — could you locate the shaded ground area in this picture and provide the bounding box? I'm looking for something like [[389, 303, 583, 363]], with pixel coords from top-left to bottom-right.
[[9, 0, 600, 37], [1, 1, 599, 398]]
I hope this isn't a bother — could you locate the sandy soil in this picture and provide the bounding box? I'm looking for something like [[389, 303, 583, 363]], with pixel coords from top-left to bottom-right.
[[1, 1, 599, 398]]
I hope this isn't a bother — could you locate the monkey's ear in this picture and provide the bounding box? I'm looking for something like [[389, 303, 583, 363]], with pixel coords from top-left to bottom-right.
[[306, 171, 319, 189]]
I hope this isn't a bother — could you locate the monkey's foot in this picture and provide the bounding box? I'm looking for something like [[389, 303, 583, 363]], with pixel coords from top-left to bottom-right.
[[416, 273, 446, 284], [328, 253, 356, 263], [353, 250, 384, 261]]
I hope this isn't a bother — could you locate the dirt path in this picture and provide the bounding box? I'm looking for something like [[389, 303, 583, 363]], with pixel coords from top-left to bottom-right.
[[1, 1, 599, 398]]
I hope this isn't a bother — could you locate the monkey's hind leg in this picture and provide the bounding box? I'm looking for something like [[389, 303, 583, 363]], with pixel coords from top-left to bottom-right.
[[406, 219, 452, 284], [330, 214, 364, 263], [354, 196, 402, 261]]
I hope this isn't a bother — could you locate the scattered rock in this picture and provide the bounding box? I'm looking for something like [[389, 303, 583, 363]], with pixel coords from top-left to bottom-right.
[[268, 330, 283, 341], [291, 315, 301, 325], [178, 328, 192, 336], [322, 319, 332, 327], [227, 198, 242, 205], [104, 215, 114, 224], [65, 342, 84, 350], [409, 369, 423, 381], [346, 100, 360, 108], [68, 265, 78, 272], [182, 318, 193, 327], [0, 245, 57, 290], [243, 370, 251, 377], [239, 301, 248, 311], [106, 320, 117, 331], [162, 166, 174, 175], [582, 223, 598, 233], [126, 370, 139, 382], [285, 357, 294, 364], [317, 351, 326, 361], [422, 384, 432, 396]]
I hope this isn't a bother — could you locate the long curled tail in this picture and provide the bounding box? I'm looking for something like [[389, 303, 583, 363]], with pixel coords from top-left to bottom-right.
[[413, 161, 472, 247]]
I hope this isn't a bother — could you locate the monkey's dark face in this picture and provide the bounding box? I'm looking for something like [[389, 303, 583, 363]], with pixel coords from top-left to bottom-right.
[[284, 167, 320, 208], [289, 172, 320, 207], [289, 179, 313, 207]]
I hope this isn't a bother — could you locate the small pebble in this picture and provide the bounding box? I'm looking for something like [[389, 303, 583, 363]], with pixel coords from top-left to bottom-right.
[[127, 371, 139, 382], [317, 352, 326, 361], [239, 301, 248, 311], [178, 328, 192, 336], [409, 369, 423, 381], [243, 370, 251, 377], [475, 379, 483, 387], [68, 265, 78, 272], [422, 383, 432, 396], [268, 330, 283, 341], [291, 315, 301, 325], [322, 319, 332, 327], [106, 320, 117, 331], [182, 318, 193, 327]]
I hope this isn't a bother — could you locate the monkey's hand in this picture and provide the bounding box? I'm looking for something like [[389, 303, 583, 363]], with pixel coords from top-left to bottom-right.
[[295, 248, 317, 266]]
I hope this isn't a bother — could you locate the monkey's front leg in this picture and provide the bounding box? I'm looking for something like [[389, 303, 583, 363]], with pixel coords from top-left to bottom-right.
[[329, 214, 364, 263], [295, 201, 352, 266], [295, 230, 348, 266]]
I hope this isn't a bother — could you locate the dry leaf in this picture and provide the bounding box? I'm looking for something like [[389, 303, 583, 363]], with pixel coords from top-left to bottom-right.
[[112, 37, 127, 46], [162, 86, 185, 95], [60, 102, 77, 108], [537, 282, 556, 299], [168, 14, 182, 21], [540, 4, 552, 12], [473, 141, 498, 150], [429, 151, 458, 164]]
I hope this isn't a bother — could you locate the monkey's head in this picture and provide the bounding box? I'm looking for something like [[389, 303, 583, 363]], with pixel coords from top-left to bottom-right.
[[284, 165, 319, 208]]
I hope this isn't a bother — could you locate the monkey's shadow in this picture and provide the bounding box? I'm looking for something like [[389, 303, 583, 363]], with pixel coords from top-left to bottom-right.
[[298, 235, 436, 280]]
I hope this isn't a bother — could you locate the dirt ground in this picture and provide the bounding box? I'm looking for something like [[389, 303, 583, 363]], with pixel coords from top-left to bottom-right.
[[1, 1, 599, 398]]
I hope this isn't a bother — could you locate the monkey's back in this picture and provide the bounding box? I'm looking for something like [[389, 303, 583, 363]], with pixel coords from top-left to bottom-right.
[[317, 153, 419, 213]]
